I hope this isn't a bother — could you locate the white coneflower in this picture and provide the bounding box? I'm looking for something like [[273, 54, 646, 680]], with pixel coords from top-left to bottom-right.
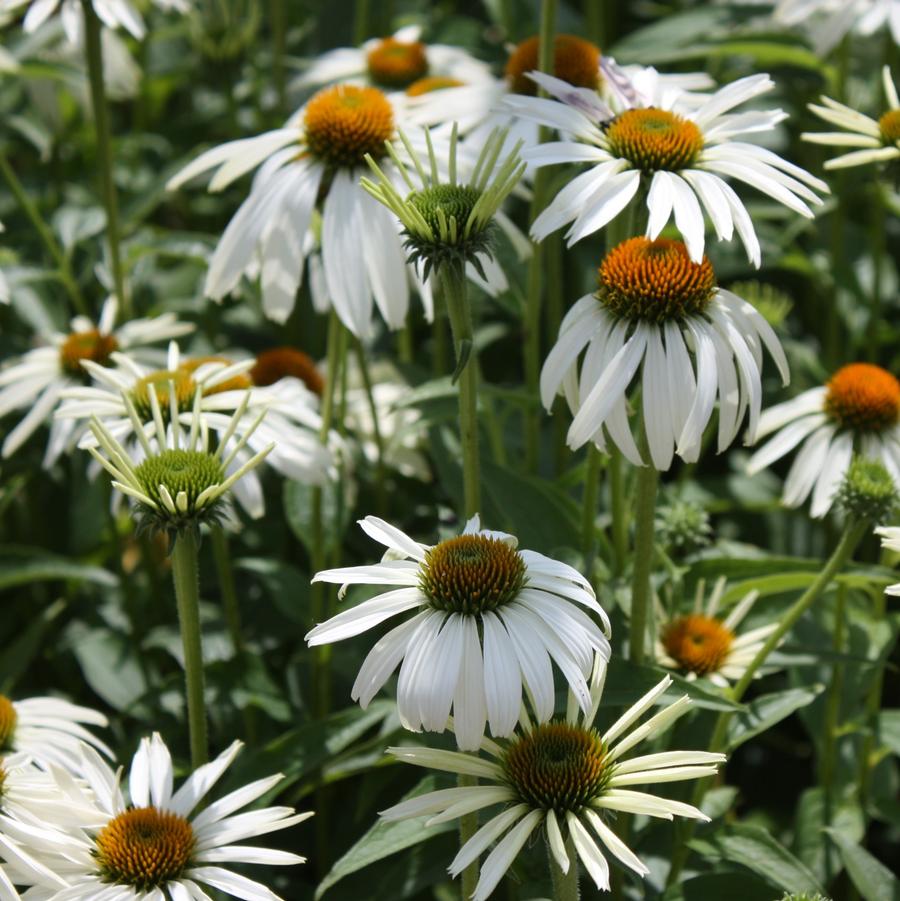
[[505, 67, 826, 266], [876, 526, 900, 596], [381, 668, 723, 899], [0, 298, 191, 463], [656, 578, 778, 687], [540, 237, 789, 466], [0, 0, 187, 42], [292, 24, 493, 93], [167, 83, 443, 336], [85, 377, 274, 535], [0, 733, 310, 901], [747, 363, 900, 517], [306, 515, 611, 751], [803, 66, 900, 170], [0, 694, 110, 775], [773, 0, 900, 54], [56, 341, 335, 519]]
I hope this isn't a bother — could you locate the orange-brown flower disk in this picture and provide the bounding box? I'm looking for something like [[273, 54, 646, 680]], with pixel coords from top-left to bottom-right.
[[366, 37, 429, 88], [597, 237, 716, 322], [879, 108, 900, 144], [606, 108, 704, 172], [505, 34, 601, 95], [132, 370, 198, 420], [824, 363, 900, 432], [661, 614, 735, 676], [0, 694, 17, 748], [250, 347, 324, 396], [95, 807, 195, 888], [181, 355, 252, 394], [59, 330, 119, 377], [304, 85, 395, 168], [405, 75, 465, 96]]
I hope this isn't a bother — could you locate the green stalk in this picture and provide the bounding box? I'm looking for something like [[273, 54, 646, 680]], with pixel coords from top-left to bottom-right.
[[629, 447, 659, 665], [171, 529, 208, 768], [585, 0, 604, 46], [353, 337, 388, 514], [0, 153, 86, 316], [666, 519, 869, 887], [211, 525, 243, 654], [581, 444, 602, 576], [866, 180, 885, 361], [270, 0, 287, 117], [820, 583, 847, 882], [522, 0, 558, 473], [81, 0, 129, 319], [609, 448, 628, 574], [353, 0, 370, 44], [549, 836, 580, 901], [856, 586, 887, 815], [441, 262, 480, 519]]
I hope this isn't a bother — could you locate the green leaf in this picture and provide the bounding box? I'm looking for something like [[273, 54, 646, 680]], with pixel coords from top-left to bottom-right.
[[602, 658, 740, 711], [66, 625, 149, 712], [727, 685, 825, 751], [315, 775, 455, 899], [0, 599, 66, 692], [0, 547, 117, 591], [700, 823, 825, 895], [282, 479, 355, 559], [795, 787, 864, 884], [825, 829, 900, 901], [880, 710, 900, 756], [664, 872, 775, 901]]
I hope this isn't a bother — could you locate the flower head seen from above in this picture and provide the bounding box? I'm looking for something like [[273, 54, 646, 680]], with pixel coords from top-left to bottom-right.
[[57, 342, 335, 519], [747, 363, 900, 517], [85, 379, 273, 536], [293, 24, 493, 92], [381, 668, 724, 899], [0, 733, 311, 901], [773, 0, 900, 54], [505, 67, 826, 266], [656, 578, 778, 687], [306, 515, 611, 750], [803, 66, 900, 171], [167, 83, 444, 337], [0, 297, 192, 463], [0, 694, 111, 774], [541, 237, 789, 468], [362, 126, 526, 283]]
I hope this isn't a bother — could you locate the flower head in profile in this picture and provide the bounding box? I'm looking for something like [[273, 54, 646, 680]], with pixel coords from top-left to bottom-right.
[[803, 66, 900, 172], [381, 667, 723, 899], [0, 733, 310, 901], [656, 578, 778, 687], [541, 237, 789, 467], [85, 380, 273, 537], [167, 83, 445, 336], [306, 515, 611, 750], [0, 694, 110, 774], [0, 298, 191, 463], [747, 363, 900, 517], [362, 126, 525, 283], [292, 24, 493, 93], [773, 0, 900, 54], [506, 66, 826, 265]]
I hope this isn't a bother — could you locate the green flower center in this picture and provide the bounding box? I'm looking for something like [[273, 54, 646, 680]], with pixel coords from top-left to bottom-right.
[[0, 696, 17, 750], [134, 450, 225, 514], [503, 722, 611, 813], [597, 237, 716, 322], [408, 184, 482, 241], [418, 534, 527, 615], [879, 109, 900, 144], [95, 806, 195, 889], [606, 108, 704, 172]]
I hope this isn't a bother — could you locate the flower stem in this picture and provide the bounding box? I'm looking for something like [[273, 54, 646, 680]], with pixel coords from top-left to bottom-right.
[[522, 0, 558, 474], [549, 836, 580, 901], [0, 152, 87, 316], [441, 262, 480, 520], [353, 337, 388, 514], [270, 0, 287, 116], [866, 180, 885, 361], [665, 518, 869, 887], [609, 448, 628, 574], [81, 0, 129, 320], [171, 528, 208, 768], [458, 773, 480, 900], [211, 525, 243, 654], [581, 444, 602, 576], [856, 585, 887, 815], [629, 453, 659, 664]]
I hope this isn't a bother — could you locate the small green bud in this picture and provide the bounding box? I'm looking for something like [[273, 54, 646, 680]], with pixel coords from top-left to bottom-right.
[[777, 893, 830, 901], [729, 280, 793, 328], [655, 497, 713, 556], [836, 456, 899, 522]]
